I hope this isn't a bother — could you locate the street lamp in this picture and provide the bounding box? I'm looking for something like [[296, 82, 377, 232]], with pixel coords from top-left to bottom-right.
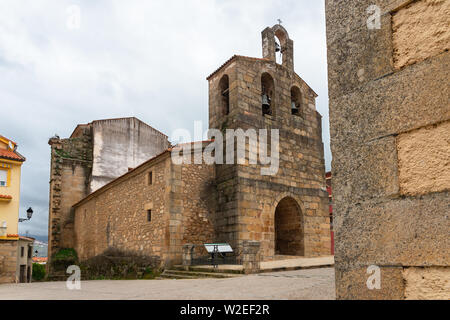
[[19, 207, 33, 222]]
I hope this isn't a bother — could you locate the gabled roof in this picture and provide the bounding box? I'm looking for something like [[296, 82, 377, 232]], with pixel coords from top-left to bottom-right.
[[0, 149, 25, 162], [206, 55, 318, 97], [0, 135, 17, 146]]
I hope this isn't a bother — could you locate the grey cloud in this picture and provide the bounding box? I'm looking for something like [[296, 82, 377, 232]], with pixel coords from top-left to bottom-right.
[[0, 0, 331, 237]]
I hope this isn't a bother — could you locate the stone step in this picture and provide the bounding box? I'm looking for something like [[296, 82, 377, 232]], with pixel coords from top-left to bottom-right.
[[164, 269, 241, 278], [158, 272, 200, 280], [159, 269, 243, 280], [46, 273, 67, 281], [172, 265, 244, 274]]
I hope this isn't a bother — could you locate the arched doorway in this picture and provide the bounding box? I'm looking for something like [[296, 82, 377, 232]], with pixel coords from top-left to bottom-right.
[[274, 197, 304, 256]]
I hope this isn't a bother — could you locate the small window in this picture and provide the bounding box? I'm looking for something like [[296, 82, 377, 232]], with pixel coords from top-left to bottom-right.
[[219, 75, 230, 116], [27, 246, 32, 258], [261, 73, 274, 116], [20, 247, 24, 257], [0, 170, 7, 186], [148, 171, 153, 185], [147, 210, 152, 222], [291, 86, 302, 116]]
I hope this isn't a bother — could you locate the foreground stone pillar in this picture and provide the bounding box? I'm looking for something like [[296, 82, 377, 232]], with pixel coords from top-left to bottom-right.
[[243, 241, 261, 274], [326, 0, 450, 299], [182, 244, 195, 270]]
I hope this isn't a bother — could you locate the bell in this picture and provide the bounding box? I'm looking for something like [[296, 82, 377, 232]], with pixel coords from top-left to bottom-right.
[[262, 94, 271, 115], [291, 101, 299, 114]]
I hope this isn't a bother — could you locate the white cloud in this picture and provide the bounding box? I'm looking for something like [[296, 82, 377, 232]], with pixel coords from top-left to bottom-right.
[[0, 0, 331, 237]]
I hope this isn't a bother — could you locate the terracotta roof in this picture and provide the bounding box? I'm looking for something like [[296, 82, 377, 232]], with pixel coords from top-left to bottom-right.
[[32, 257, 48, 263], [205, 55, 319, 97], [72, 148, 172, 208], [73, 140, 214, 208], [206, 55, 271, 80], [0, 149, 25, 162], [171, 139, 214, 148], [0, 194, 12, 199]]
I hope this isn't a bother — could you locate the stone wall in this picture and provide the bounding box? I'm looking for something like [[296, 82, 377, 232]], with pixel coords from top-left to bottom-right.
[[48, 127, 93, 262], [207, 25, 330, 260], [0, 240, 18, 284], [48, 117, 169, 272], [74, 152, 172, 263], [326, 0, 449, 299], [90, 118, 169, 192]]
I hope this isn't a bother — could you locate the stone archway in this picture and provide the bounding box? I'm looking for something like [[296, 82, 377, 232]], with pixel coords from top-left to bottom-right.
[[274, 197, 304, 256]]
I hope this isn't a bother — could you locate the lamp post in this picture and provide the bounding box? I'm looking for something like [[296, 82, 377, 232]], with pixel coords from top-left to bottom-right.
[[19, 207, 33, 222]]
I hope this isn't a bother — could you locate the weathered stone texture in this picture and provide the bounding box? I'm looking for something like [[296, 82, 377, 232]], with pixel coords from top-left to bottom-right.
[[327, 0, 450, 299], [0, 240, 18, 284], [74, 154, 172, 262], [334, 192, 450, 268], [392, 0, 450, 69], [397, 121, 450, 196], [90, 118, 169, 193], [167, 155, 217, 264], [48, 127, 93, 261], [403, 267, 450, 300]]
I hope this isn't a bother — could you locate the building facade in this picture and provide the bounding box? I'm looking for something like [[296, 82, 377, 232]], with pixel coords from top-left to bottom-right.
[[16, 236, 34, 283], [0, 135, 26, 283], [51, 25, 331, 267], [326, 0, 449, 299], [207, 25, 330, 260]]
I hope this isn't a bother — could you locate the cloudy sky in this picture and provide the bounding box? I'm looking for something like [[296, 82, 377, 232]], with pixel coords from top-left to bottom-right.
[[0, 0, 330, 238]]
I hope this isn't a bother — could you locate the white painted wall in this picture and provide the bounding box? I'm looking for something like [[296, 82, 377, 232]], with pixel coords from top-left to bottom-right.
[[90, 118, 169, 193]]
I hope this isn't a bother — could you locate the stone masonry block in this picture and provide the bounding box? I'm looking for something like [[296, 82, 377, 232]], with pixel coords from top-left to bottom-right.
[[397, 121, 450, 196], [329, 51, 450, 144], [334, 191, 450, 268], [331, 136, 399, 203]]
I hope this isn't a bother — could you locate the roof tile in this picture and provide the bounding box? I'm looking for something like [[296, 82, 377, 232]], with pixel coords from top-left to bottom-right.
[[0, 149, 25, 161]]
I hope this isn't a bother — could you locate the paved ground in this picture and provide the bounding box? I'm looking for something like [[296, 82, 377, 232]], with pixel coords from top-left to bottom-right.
[[260, 256, 334, 271], [0, 268, 335, 300]]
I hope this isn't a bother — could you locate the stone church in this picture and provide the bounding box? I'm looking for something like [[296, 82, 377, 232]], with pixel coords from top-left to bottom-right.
[[48, 25, 330, 268]]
